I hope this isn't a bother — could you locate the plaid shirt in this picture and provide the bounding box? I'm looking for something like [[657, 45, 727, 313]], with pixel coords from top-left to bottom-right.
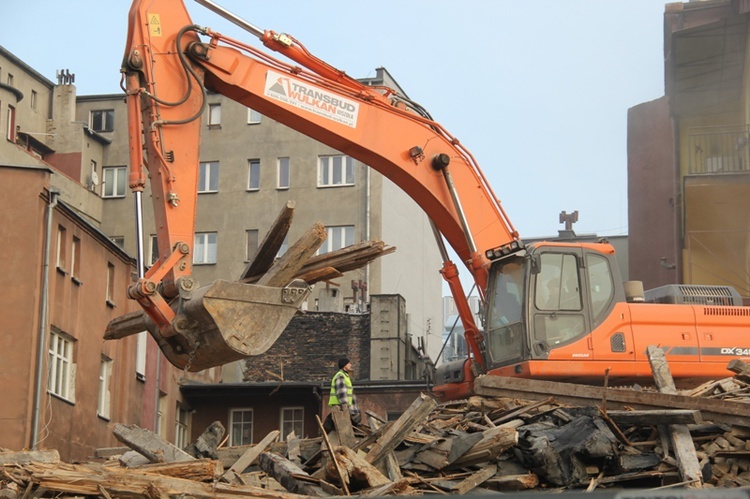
[[333, 370, 360, 417]]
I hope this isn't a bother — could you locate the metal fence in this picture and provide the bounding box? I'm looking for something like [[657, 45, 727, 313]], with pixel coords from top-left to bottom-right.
[[688, 125, 750, 174]]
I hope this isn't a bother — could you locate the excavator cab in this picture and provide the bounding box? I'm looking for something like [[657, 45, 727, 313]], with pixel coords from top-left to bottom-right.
[[482, 242, 625, 372]]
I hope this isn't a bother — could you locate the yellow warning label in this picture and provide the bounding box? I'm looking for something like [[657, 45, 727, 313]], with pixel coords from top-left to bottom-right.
[[149, 14, 162, 37]]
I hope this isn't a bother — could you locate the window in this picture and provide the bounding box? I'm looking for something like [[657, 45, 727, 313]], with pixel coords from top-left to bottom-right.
[[198, 161, 219, 193], [247, 108, 262, 124], [277, 157, 290, 189], [90, 109, 114, 132], [6, 105, 16, 142], [319, 155, 354, 187], [194, 232, 217, 264], [98, 356, 113, 419], [48, 330, 74, 401], [106, 262, 115, 306], [175, 405, 191, 448], [103, 166, 127, 197], [56, 225, 67, 271], [110, 236, 125, 249], [587, 253, 615, 324], [30, 90, 38, 111], [230, 409, 253, 446], [208, 104, 221, 126], [156, 393, 167, 437], [136, 332, 147, 380], [319, 226, 354, 255], [6, 73, 13, 86], [246, 229, 259, 261], [149, 235, 159, 266], [247, 159, 260, 190], [71, 236, 81, 282], [280, 407, 304, 441]]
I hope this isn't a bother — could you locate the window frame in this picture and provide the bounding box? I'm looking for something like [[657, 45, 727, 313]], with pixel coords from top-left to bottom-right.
[[56, 225, 67, 272], [90, 109, 114, 133], [247, 159, 260, 191], [280, 407, 304, 441], [229, 408, 254, 446], [247, 108, 262, 124], [277, 157, 290, 189], [97, 356, 113, 420], [48, 330, 75, 402], [175, 405, 192, 449], [208, 103, 221, 126], [198, 161, 220, 193], [6, 104, 16, 142], [106, 262, 116, 307], [194, 232, 218, 265], [71, 236, 81, 284], [103, 166, 127, 198], [318, 155, 355, 187]]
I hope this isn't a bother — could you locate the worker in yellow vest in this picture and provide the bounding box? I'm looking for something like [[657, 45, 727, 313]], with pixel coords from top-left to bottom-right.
[[326, 357, 362, 431]]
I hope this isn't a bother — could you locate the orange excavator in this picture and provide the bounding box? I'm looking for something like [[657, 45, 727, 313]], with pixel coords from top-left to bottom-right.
[[114, 0, 750, 395]]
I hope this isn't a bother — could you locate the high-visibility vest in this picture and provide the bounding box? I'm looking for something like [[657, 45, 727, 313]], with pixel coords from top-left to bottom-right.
[[328, 370, 353, 406]]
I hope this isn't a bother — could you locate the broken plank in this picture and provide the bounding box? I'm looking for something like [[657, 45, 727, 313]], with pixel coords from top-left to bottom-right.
[[225, 430, 280, 478], [24, 461, 306, 499], [184, 421, 225, 459], [0, 449, 59, 466], [258, 452, 325, 497], [326, 447, 391, 490], [331, 406, 357, 449], [257, 223, 326, 287], [130, 459, 224, 481], [365, 393, 437, 467], [607, 409, 703, 426], [485, 473, 540, 491], [647, 345, 703, 488], [240, 201, 295, 281], [113, 423, 195, 463], [451, 464, 497, 495]]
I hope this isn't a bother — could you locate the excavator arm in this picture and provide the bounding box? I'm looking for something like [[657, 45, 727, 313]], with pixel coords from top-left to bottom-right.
[[118, 0, 523, 371]]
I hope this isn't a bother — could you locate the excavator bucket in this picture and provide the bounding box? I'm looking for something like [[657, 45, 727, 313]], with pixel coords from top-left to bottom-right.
[[138, 279, 310, 372]]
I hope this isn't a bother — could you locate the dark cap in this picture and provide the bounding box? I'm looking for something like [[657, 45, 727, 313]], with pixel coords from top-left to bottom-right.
[[338, 357, 350, 369]]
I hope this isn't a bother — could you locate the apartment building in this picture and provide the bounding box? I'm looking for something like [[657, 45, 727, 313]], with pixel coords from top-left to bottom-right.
[[628, 1, 750, 303]]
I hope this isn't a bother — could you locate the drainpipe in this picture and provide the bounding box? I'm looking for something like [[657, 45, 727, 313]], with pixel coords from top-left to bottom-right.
[[31, 188, 60, 449]]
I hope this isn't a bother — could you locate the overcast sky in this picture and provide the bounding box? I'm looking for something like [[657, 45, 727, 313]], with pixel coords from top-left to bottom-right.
[[4, 1, 668, 240]]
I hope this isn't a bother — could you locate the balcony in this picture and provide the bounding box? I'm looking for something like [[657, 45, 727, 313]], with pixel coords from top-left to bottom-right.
[[688, 125, 750, 175]]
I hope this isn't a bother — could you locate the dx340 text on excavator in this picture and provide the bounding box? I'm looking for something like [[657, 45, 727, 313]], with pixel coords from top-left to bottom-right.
[[110, 0, 750, 398]]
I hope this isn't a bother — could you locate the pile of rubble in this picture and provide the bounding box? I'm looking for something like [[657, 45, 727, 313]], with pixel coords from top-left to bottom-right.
[[3, 353, 750, 496]]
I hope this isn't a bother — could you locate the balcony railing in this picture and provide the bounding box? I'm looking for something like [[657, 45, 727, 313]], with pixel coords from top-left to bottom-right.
[[688, 125, 750, 174]]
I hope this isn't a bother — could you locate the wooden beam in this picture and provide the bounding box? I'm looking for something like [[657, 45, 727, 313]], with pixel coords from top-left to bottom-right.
[[473, 375, 750, 427], [331, 406, 357, 449], [257, 223, 326, 287], [365, 394, 437, 466], [646, 345, 703, 488], [451, 464, 497, 495], [258, 452, 325, 496], [239, 201, 295, 281], [113, 423, 195, 463], [224, 430, 280, 480]]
